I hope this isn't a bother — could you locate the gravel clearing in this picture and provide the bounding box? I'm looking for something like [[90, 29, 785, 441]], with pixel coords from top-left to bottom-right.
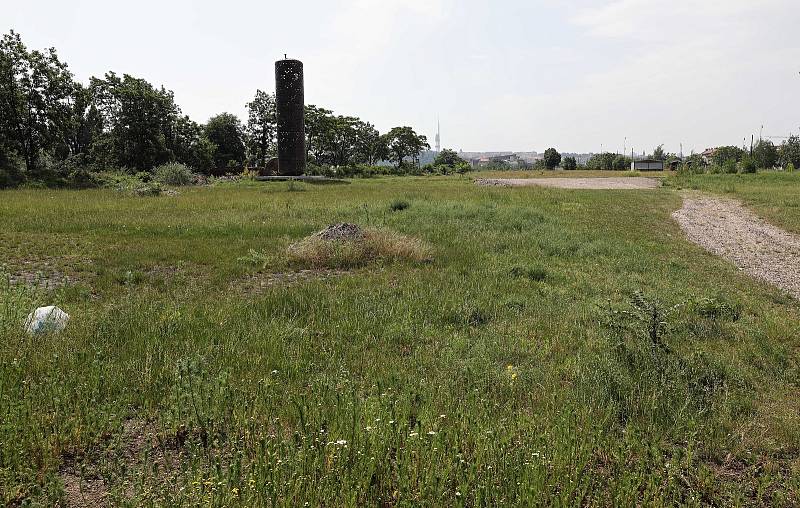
[[672, 193, 800, 299], [475, 177, 661, 189]]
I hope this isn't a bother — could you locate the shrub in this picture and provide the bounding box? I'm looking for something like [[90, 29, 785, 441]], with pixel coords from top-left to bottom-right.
[[153, 163, 194, 186], [788, 162, 796, 173], [722, 159, 737, 174], [389, 199, 410, 212], [739, 156, 757, 174], [132, 182, 163, 196]]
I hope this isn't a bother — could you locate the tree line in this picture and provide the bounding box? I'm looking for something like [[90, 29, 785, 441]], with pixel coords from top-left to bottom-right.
[[0, 31, 429, 188]]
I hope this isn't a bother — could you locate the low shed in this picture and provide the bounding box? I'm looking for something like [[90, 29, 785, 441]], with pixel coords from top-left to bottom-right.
[[631, 159, 664, 171]]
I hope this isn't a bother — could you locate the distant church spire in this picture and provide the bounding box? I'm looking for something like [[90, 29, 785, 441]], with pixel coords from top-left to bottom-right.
[[435, 117, 441, 152]]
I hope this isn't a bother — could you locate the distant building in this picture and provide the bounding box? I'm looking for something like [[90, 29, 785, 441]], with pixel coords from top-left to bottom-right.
[[700, 148, 717, 165], [471, 153, 527, 169], [631, 158, 664, 171]]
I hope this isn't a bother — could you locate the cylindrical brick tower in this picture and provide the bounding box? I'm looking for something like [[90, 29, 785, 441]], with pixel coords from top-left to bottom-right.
[[275, 59, 306, 176]]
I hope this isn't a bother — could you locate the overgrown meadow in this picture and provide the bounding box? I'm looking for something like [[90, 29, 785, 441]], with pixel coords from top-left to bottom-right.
[[1, 174, 798, 506]]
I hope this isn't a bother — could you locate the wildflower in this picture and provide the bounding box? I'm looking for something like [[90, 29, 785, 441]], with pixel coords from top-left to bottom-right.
[[439, 414, 446, 419], [336, 439, 347, 446], [427, 431, 437, 436], [409, 432, 419, 437]]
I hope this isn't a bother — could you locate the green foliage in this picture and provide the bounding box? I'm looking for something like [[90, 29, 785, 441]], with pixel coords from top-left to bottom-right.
[[586, 152, 616, 170], [651, 144, 666, 160], [432, 148, 470, 174], [509, 265, 548, 282], [739, 155, 757, 174], [612, 154, 630, 170], [152, 162, 194, 186], [89, 72, 179, 170], [131, 181, 163, 196], [562, 156, 577, 170], [712, 146, 744, 167], [303, 105, 384, 167], [779, 135, 800, 169], [245, 90, 276, 168], [205, 113, 245, 169], [381, 126, 429, 168], [0, 30, 78, 176], [752, 139, 778, 169], [389, 199, 410, 212], [543, 147, 561, 169]]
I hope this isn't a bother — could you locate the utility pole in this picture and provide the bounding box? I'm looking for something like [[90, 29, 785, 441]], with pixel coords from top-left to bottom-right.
[[623, 137, 627, 158]]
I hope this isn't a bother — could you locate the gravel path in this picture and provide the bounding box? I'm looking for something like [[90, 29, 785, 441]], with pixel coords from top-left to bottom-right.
[[672, 193, 800, 299], [475, 177, 661, 189]]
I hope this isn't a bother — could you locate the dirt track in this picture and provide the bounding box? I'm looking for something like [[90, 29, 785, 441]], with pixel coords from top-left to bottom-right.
[[672, 193, 800, 299], [475, 177, 661, 189]]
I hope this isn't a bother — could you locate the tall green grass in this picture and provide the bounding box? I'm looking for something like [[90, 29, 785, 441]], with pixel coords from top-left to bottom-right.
[[0, 176, 798, 505]]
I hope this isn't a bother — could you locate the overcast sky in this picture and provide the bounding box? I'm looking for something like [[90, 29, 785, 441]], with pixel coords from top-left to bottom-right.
[[5, 0, 799, 154]]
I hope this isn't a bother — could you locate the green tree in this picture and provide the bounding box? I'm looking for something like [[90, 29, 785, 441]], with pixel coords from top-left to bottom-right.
[[204, 113, 245, 168], [90, 72, 178, 170], [652, 144, 666, 161], [380, 126, 429, 168], [612, 154, 630, 170], [433, 148, 469, 173], [712, 146, 743, 167], [779, 135, 800, 169], [562, 156, 577, 170], [304, 105, 334, 164], [586, 152, 616, 170], [171, 115, 215, 173], [433, 148, 463, 167], [246, 90, 276, 167], [352, 120, 382, 166], [543, 148, 561, 169], [752, 139, 778, 169], [0, 30, 78, 175]]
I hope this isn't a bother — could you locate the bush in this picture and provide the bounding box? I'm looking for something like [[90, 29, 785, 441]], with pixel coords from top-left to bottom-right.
[[787, 162, 796, 173], [389, 199, 410, 212], [739, 156, 757, 174], [153, 163, 194, 186], [132, 182, 163, 196], [722, 159, 737, 174]]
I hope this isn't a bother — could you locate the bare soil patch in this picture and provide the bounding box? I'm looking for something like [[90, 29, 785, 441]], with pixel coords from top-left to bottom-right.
[[475, 177, 661, 189], [672, 193, 800, 299]]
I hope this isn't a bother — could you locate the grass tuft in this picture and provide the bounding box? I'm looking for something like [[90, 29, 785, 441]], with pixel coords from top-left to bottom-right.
[[389, 199, 410, 212], [287, 227, 431, 269]]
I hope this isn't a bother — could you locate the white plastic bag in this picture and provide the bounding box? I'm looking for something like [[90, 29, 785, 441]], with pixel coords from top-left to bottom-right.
[[24, 306, 70, 335]]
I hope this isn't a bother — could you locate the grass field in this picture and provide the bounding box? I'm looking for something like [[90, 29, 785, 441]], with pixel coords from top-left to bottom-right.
[[1, 173, 799, 506]]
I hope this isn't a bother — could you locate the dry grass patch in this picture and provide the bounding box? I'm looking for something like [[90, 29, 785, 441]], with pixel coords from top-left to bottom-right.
[[287, 223, 432, 269]]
